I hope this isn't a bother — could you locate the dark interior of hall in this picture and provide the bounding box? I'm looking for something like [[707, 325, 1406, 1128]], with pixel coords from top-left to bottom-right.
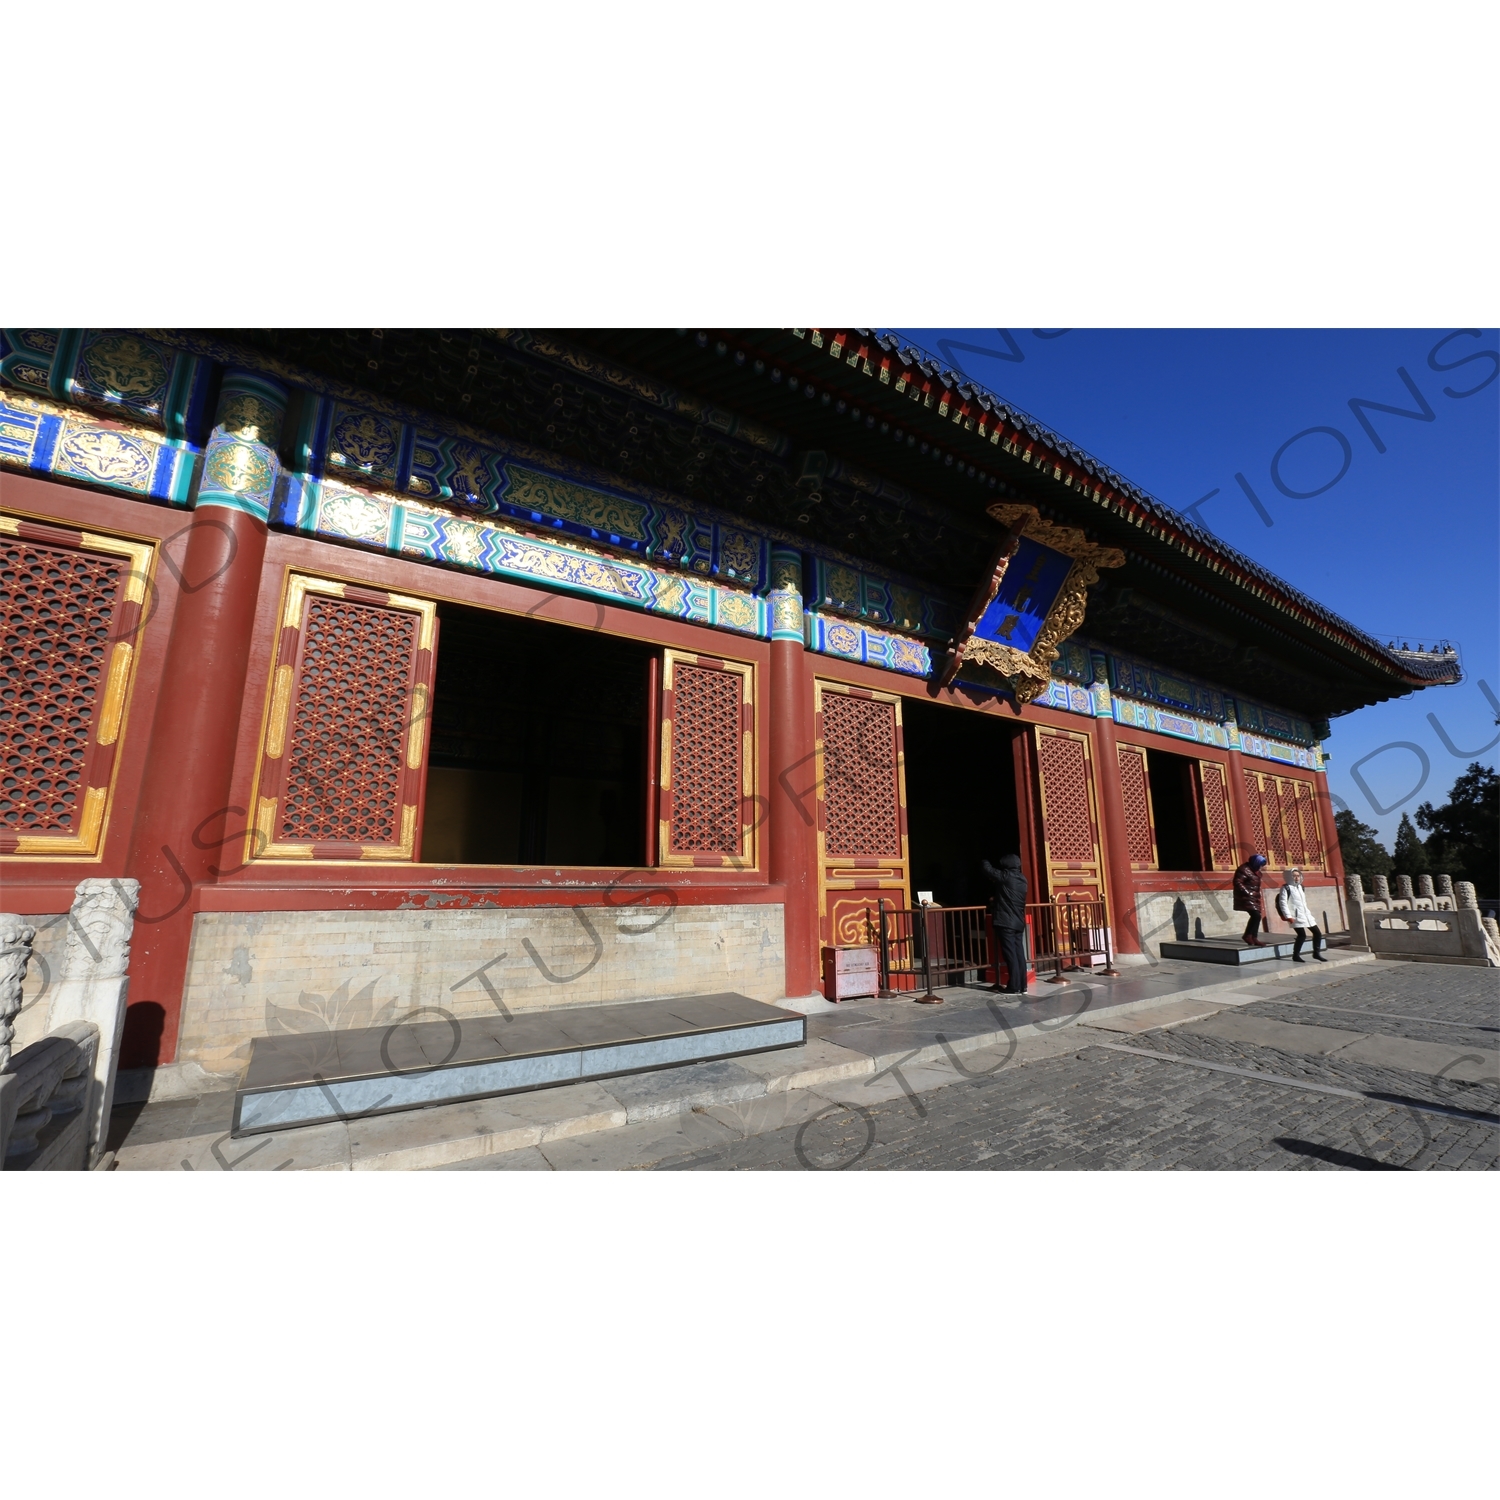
[[421, 605, 653, 865], [1147, 747, 1207, 871], [902, 697, 1021, 908]]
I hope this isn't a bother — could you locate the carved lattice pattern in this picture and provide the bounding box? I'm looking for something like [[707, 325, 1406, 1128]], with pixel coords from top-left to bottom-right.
[[1, 539, 123, 834], [1261, 775, 1287, 864], [1199, 761, 1235, 869], [1038, 731, 1095, 862], [1242, 769, 1266, 860], [668, 663, 743, 855], [1116, 744, 1155, 865], [1298, 784, 1323, 868], [822, 693, 901, 858], [1280, 779, 1305, 865], [280, 597, 416, 844]]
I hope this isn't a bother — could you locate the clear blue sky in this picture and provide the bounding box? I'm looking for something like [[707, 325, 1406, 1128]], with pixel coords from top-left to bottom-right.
[[894, 329, 1500, 853]]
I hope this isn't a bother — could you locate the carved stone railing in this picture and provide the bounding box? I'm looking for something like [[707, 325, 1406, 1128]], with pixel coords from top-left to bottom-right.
[[0, 915, 32, 1076], [1347, 873, 1499, 966], [1, 1019, 100, 1170], [0, 879, 140, 1170]]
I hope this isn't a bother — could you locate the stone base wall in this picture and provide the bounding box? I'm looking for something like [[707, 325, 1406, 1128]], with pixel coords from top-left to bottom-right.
[[1135, 883, 1347, 951], [176, 903, 786, 1073]]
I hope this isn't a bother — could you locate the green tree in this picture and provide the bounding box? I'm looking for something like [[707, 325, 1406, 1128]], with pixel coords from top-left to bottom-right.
[[1416, 762, 1499, 897], [1391, 812, 1428, 876], [1334, 809, 1391, 879]]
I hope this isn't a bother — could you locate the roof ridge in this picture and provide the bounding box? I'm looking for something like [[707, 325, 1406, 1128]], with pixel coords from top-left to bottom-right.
[[857, 328, 1458, 689]]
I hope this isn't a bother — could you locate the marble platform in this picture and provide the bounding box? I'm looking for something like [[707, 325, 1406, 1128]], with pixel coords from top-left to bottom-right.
[[232, 993, 805, 1137]]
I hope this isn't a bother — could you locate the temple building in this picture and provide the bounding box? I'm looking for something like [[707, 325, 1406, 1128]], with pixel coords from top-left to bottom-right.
[[0, 328, 1463, 1081]]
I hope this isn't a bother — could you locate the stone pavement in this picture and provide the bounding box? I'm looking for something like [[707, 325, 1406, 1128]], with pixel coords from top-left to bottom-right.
[[104, 948, 1499, 1171], [635, 962, 1499, 1172]]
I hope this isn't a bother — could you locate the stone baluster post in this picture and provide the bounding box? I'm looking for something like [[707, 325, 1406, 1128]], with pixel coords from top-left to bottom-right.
[[1417, 874, 1435, 901], [0, 917, 38, 1161], [45, 880, 139, 1164], [1345, 874, 1367, 947], [1370, 875, 1390, 905], [1455, 881, 1478, 909], [1435, 873, 1455, 907], [1394, 874, 1414, 904]]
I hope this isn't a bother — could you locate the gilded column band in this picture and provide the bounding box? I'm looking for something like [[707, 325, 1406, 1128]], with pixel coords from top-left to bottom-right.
[[195, 371, 288, 521], [769, 545, 805, 643]]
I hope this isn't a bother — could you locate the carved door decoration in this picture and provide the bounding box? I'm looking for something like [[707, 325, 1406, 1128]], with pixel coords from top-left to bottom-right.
[[814, 681, 909, 946], [250, 574, 437, 861], [1115, 741, 1158, 870], [658, 649, 755, 869], [1241, 769, 1324, 872], [1196, 759, 1237, 870], [1034, 725, 1104, 901], [1, 511, 153, 859]]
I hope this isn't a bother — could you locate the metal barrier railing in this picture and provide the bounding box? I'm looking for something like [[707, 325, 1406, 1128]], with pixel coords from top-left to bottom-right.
[[858, 895, 1118, 1002], [1028, 898, 1118, 982], [876, 904, 992, 1004]]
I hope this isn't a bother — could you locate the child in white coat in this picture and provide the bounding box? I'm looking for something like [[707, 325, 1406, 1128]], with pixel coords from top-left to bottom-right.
[[1275, 869, 1325, 962]]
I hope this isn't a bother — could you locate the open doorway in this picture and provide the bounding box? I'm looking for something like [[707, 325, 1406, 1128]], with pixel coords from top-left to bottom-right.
[[1147, 747, 1208, 871], [420, 603, 655, 865], [901, 696, 1022, 908]]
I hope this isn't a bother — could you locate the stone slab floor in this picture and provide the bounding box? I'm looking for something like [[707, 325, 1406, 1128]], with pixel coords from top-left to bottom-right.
[[441, 961, 1499, 1171]]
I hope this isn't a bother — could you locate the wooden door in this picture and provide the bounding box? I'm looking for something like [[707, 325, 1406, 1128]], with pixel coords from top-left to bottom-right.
[[1115, 740, 1159, 871], [1196, 758, 1237, 870], [1034, 725, 1105, 901], [813, 681, 909, 947]]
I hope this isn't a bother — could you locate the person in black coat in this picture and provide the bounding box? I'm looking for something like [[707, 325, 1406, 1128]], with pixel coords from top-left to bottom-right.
[[1232, 854, 1269, 945], [980, 854, 1030, 994]]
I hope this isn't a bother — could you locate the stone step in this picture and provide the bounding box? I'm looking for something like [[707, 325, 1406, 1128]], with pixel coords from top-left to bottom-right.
[[1159, 933, 1353, 966], [232, 993, 805, 1137]]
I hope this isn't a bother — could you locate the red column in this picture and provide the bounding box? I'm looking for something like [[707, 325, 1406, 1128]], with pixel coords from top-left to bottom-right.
[[766, 550, 817, 999], [121, 372, 285, 1067], [1090, 713, 1141, 955], [1226, 745, 1257, 864], [1315, 769, 1345, 884]]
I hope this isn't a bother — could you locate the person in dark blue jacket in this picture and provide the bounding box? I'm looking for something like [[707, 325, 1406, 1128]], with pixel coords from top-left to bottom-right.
[[980, 854, 1030, 994]]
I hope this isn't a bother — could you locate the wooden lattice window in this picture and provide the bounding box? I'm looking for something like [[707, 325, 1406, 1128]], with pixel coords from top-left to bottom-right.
[[1242, 769, 1265, 861], [1, 512, 152, 859], [821, 690, 903, 859], [1279, 779, 1305, 865], [658, 649, 754, 867], [1242, 768, 1324, 872], [1037, 729, 1097, 863], [1197, 759, 1236, 870], [1297, 783, 1324, 868], [250, 574, 436, 861], [1116, 742, 1157, 868]]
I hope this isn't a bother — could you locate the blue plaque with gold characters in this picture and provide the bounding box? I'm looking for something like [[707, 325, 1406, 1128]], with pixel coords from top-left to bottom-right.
[[938, 504, 1124, 704]]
